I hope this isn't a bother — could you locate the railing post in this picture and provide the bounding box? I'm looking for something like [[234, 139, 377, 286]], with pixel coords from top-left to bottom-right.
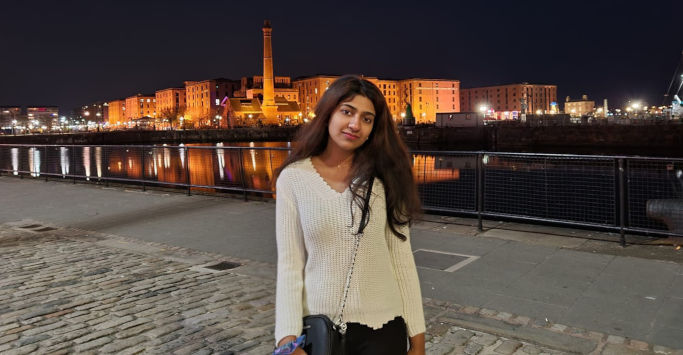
[[104, 146, 109, 187], [185, 146, 191, 196], [477, 152, 484, 231], [17, 149, 23, 180], [141, 146, 146, 192], [268, 149, 274, 180], [19, 146, 24, 179], [238, 147, 248, 201], [44, 146, 48, 182], [618, 158, 626, 247], [72, 145, 76, 184]]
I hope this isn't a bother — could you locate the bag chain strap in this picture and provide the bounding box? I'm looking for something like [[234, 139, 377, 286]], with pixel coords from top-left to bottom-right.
[[334, 177, 374, 335]]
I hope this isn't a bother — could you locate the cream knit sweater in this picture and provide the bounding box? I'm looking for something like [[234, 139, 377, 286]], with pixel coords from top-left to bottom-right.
[[274, 157, 426, 343]]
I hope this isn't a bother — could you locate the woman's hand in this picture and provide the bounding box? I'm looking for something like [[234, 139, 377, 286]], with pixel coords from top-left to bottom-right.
[[276, 335, 307, 355], [407, 333, 426, 355]]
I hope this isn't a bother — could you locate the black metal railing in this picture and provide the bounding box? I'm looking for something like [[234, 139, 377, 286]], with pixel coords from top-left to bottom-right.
[[1, 144, 681, 243]]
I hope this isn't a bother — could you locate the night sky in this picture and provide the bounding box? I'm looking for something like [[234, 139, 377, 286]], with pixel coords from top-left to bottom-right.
[[1, 0, 680, 114]]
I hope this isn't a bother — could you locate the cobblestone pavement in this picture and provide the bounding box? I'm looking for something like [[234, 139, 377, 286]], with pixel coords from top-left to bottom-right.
[[1, 221, 681, 355]]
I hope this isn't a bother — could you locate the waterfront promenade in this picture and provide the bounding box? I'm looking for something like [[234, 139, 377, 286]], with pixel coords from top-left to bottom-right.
[[1, 176, 682, 354]]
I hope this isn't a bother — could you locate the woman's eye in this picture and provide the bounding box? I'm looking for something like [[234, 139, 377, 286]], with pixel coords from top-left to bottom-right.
[[364, 117, 373, 123], [341, 109, 351, 115]]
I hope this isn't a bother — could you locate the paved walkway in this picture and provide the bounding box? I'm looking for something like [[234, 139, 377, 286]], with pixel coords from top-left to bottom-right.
[[1, 176, 682, 354], [0, 223, 575, 355]]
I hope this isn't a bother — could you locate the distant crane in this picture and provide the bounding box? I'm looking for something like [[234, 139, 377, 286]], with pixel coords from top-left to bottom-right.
[[663, 50, 683, 118]]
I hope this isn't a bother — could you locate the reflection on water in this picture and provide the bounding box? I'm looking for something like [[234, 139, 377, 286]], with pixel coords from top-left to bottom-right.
[[29, 148, 40, 177], [2, 142, 462, 192], [95, 147, 102, 178], [11, 148, 18, 175], [216, 143, 225, 180], [60, 147, 69, 177], [413, 154, 463, 183], [179, 144, 185, 168], [83, 146, 91, 180]]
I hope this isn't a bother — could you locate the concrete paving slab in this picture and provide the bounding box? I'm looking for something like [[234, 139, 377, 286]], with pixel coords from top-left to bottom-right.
[[411, 229, 509, 256], [583, 258, 679, 299], [445, 259, 536, 290], [502, 280, 585, 307], [647, 325, 683, 350], [482, 294, 569, 322], [670, 273, 683, 300], [478, 228, 587, 248], [561, 295, 664, 340], [652, 297, 683, 329], [477, 241, 554, 265]]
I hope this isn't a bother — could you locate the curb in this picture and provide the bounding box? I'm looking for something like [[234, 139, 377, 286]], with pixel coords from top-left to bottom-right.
[[422, 298, 682, 354]]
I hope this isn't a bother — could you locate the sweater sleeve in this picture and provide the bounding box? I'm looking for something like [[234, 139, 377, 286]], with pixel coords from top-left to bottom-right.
[[386, 223, 426, 337], [274, 173, 307, 344]]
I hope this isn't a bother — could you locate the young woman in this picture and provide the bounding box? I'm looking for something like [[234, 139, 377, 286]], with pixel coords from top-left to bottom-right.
[[273, 75, 425, 355]]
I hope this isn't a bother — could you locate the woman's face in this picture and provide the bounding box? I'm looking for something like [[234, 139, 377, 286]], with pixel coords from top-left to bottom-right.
[[327, 95, 376, 154]]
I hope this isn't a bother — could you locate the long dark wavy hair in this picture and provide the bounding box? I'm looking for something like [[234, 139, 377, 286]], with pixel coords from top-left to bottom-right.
[[275, 75, 421, 240]]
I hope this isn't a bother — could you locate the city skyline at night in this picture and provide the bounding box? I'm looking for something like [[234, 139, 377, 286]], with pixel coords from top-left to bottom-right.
[[1, 0, 680, 114]]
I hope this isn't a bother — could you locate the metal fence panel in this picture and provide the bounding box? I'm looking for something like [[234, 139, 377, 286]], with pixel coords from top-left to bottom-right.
[[627, 159, 683, 231], [415, 152, 477, 212], [482, 154, 617, 226]]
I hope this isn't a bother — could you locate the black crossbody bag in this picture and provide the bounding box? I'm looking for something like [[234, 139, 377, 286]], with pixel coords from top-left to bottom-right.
[[301, 177, 374, 355]]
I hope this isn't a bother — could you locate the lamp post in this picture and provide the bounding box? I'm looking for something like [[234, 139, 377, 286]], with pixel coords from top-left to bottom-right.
[[479, 105, 488, 119]]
